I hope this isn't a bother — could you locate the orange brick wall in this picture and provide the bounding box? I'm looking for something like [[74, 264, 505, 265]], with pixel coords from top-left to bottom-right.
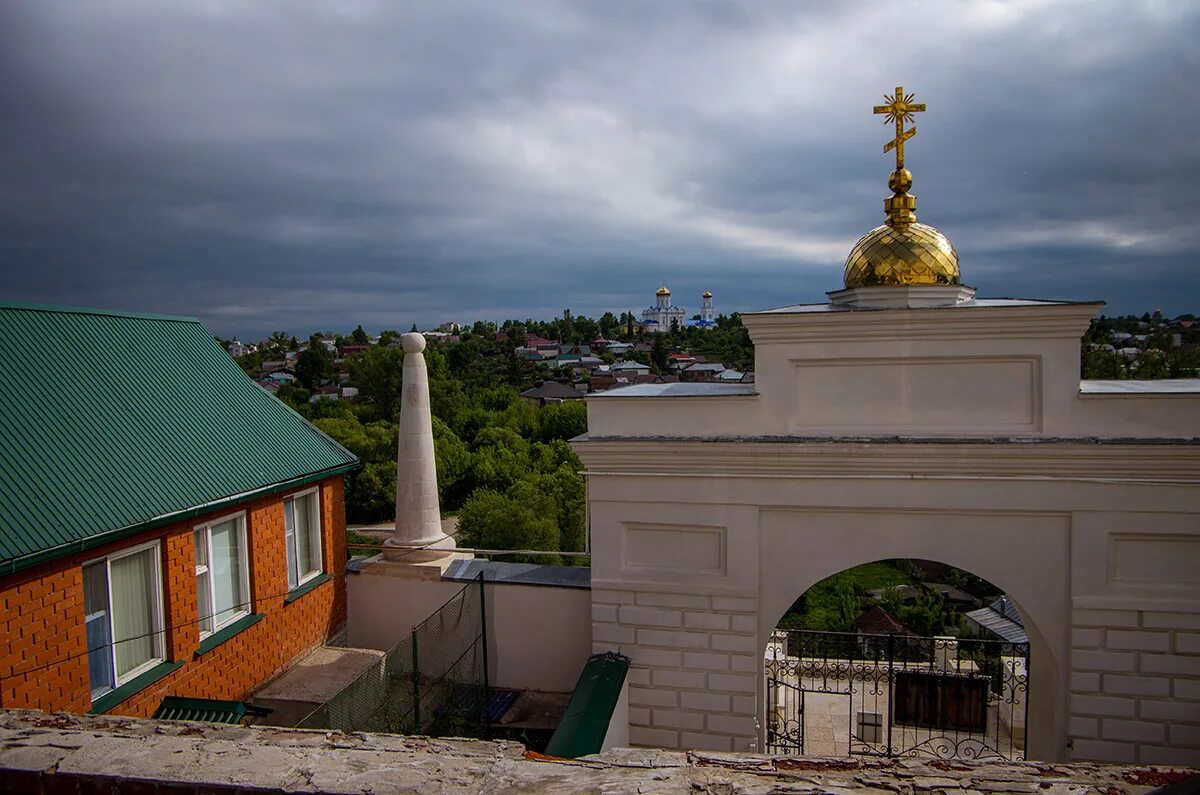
[[0, 475, 347, 717]]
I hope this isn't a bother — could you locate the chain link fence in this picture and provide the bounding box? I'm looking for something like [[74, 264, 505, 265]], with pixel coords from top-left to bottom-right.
[[297, 572, 493, 737]]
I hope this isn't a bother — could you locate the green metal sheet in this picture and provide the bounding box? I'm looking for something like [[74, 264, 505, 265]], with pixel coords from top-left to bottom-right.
[[0, 303, 358, 572], [153, 695, 272, 724], [545, 652, 630, 759]]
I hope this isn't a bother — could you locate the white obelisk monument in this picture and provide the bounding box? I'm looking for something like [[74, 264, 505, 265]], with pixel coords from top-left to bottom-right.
[[383, 332, 456, 563]]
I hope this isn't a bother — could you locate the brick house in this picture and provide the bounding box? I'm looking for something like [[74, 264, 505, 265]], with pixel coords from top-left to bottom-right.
[[0, 304, 358, 718]]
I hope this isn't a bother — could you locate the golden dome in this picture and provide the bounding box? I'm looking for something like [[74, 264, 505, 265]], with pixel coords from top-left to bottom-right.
[[702, 290, 712, 299], [656, 284, 671, 296], [843, 86, 960, 290], [844, 221, 959, 288]]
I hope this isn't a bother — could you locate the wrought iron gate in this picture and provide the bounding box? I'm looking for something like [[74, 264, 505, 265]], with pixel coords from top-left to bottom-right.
[[765, 630, 1028, 760]]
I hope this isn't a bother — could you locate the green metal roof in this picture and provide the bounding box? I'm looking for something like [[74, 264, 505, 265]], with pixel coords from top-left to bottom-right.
[[0, 303, 358, 574], [153, 696, 272, 724], [545, 652, 630, 759]]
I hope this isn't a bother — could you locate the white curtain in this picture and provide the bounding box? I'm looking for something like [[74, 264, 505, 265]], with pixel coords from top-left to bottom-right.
[[284, 499, 298, 588], [294, 494, 315, 579], [209, 518, 244, 626], [110, 548, 159, 678]]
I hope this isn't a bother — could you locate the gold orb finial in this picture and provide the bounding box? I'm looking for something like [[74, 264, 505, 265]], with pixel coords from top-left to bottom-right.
[[843, 86, 960, 289]]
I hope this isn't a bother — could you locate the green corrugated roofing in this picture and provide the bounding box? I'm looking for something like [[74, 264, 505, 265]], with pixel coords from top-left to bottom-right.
[[545, 652, 630, 759], [0, 303, 358, 573], [153, 696, 272, 724]]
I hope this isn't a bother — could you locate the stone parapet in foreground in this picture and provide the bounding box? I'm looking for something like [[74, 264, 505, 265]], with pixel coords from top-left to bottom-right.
[[0, 710, 1196, 794]]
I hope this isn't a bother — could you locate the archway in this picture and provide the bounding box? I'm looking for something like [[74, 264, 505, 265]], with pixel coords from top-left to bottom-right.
[[765, 559, 1032, 760], [757, 510, 1068, 762]]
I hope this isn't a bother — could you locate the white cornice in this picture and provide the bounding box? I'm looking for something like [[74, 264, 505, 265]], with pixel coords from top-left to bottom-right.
[[742, 302, 1101, 343], [572, 438, 1200, 483]]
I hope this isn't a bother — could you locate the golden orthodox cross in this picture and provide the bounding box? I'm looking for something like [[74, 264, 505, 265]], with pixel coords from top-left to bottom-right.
[[874, 86, 925, 169]]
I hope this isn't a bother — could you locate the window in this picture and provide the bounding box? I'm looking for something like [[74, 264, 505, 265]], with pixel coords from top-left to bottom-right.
[[83, 541, 166, 700], [194, 513, 251, 637], [284, 488, 323, 590]]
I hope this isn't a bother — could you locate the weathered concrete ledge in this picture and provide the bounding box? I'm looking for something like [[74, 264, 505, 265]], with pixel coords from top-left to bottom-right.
[[0, 710, 1196, 794]]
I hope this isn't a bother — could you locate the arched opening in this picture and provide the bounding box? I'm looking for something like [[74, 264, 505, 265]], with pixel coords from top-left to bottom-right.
[[764, 559, 1032, 761]]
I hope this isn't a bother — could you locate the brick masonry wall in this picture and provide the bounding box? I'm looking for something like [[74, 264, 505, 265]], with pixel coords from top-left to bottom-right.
[[1068, 608, 1200, 767], [592, 587, 759, 752], [0, 476, 347, 717]]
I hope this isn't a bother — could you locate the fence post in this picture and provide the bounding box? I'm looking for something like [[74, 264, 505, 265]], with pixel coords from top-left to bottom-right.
[[886, 633, 895, 757], [478, 571, 490, 734], [411, 630, 421, 733]]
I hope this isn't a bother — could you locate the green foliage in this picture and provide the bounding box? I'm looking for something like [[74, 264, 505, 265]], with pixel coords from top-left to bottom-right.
[[312, 413, 398, 523], [458, 489, 562, 565], [296, 334, 335, 389], [1082, 349, 1127, 379], [347, 345, 406, 421], [351, 325, 369, 345], [780, 561, 916, 632], [1134, 349, 1169, 379], [879, 586, 950, 637], [535, 401, 587, 442]]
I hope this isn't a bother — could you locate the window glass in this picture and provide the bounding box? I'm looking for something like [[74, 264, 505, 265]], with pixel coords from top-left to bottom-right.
[[193, 529, 213, 635], [284, 500, 298, 589], [83, 562, 113, 697], [209, 517, 246, 628], [285, 491, 322, 588], [108, 548, 161, 680], [294, 493, 314, 576]]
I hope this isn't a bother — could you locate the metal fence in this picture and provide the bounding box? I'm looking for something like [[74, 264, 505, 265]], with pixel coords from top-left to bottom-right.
[[767, 629, 1029, 761], [297, 572, 493, 737]]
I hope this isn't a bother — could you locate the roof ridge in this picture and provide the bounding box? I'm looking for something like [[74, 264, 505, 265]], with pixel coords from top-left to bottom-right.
[[0, 301, 202, 325]]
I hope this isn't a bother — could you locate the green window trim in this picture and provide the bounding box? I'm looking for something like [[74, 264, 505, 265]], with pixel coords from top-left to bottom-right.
[[89, 659, 185, 715], [284, 572, 333, 604], [194, 612, 266, 657]]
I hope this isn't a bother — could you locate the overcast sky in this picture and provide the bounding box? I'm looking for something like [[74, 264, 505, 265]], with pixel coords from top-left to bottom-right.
[[2, 1, 1198, 339]]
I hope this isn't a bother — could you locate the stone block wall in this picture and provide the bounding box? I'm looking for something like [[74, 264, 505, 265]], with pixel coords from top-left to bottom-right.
[[592, 587, 760, 752], [1068, 608, 1200, 766]]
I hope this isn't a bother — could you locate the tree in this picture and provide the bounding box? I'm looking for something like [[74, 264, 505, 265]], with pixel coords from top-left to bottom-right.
[[1082, 350, 1126, 380], [573, 316, 599, 342], [347, 346, 406, 421], [351, 325, 369, 345], [536, 401, 587, 442], [599, 312, 618, 338], [295, 334, 335, 389], [268, 331, 291, 353], [650, 334, 669, 374], [432, 418, 473, 510], [458, 489, 562, 565], [1134, 349, 1169, 380]]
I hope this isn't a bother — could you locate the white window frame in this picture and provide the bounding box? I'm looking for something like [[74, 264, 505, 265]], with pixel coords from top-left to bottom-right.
[[193, 511, 252, 639], [284, 487, 324, 590], [83, 539, 167, 701]]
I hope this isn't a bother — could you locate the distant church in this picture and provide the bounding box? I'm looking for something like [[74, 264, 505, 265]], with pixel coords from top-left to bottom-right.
[[641, 284, 715, 332]]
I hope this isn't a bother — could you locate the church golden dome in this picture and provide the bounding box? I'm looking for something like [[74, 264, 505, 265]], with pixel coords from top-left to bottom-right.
[[843, 87, 959, 290], [656, 284, 671, 297], [702, 290, 712, 299]]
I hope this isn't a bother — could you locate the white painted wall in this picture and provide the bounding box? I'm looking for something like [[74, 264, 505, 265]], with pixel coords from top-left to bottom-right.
[[575, 299, 1200, 766], [346, 561, 593, 693]]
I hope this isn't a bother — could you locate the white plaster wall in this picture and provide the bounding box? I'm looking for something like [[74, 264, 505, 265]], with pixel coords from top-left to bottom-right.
[[586, 304, 1200, 440], [576, 457, 1200, 765], [347, 562, 593, 693]]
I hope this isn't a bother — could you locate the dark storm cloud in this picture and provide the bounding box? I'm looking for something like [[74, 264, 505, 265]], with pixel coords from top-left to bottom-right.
[[1, 1, 1197, 338]]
